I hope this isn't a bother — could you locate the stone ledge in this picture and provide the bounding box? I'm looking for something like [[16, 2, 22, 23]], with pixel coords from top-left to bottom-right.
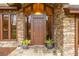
[[0, 41, 18, 47]]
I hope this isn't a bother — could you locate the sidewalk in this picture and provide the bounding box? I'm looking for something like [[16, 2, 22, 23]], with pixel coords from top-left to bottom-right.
[[9, 45, 61, 56]]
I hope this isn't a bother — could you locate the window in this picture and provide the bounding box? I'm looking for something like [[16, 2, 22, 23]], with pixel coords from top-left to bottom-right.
[[11, 15, 16, 39], [0, 14, 16, 40], [3, 14, 9, 39]]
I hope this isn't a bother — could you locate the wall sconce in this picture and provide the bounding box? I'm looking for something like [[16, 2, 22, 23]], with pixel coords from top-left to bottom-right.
[[35, 12, 42, 15]]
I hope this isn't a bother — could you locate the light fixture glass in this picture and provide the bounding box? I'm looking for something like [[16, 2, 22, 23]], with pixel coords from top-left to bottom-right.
[[35, 12, 42, 15]]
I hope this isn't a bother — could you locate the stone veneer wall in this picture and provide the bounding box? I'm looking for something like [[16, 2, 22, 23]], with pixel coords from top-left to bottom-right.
[[53, 4, 64, 55], [16, 4, 76, 56], [63, 14, 75, 56], [16, 12, 25, 45], [0, 41, 18, 47], [53, 4, 75, 56]]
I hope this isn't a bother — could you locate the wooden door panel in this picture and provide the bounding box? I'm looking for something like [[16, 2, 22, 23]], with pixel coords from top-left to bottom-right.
[[0, 15, 1, 40], [31, 15, 46, 45], [0, 15, 3, 40]]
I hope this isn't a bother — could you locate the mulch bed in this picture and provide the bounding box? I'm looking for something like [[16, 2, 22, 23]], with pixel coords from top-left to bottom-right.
[[0, 47, 16, 56]]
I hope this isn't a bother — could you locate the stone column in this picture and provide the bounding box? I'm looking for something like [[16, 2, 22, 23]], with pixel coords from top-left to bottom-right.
[[16, 12, 25, 45], [53, 4, 64, 55], [63, 14, 75, 56]]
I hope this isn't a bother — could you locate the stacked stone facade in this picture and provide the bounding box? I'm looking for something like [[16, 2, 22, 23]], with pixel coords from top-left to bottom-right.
[[63, 14, 75, 56], [0, 41, 18, 47], [53, 4, 64, 55], [15, 5, 77, 56], [16, 5, 76, 55], [52, 4, 75, 56], [0, 4, 77, 56], [16, 12, 25, 45]]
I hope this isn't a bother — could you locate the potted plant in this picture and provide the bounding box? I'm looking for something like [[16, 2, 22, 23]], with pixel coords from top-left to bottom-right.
[[21, 39, 30, 49], [45, 38, 55, 49]]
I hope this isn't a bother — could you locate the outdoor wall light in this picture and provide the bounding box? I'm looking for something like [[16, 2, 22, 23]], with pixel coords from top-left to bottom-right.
[[35, 12, 42, 15]]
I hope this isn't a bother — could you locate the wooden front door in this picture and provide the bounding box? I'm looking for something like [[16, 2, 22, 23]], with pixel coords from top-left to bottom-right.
[[30, 14, 46, 45]]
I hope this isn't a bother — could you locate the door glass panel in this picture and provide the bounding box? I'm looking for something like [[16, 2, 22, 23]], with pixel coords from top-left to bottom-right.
[[3, 15, 9, 39], [11, 15, 16, 39]]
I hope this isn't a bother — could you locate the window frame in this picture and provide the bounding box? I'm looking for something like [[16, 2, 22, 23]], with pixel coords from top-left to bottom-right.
[[0, 14, 17, 41]]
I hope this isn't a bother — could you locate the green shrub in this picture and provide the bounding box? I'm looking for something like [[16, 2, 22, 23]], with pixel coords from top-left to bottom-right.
[[45, 38, 54, 45], [21, 39, 30, 46]]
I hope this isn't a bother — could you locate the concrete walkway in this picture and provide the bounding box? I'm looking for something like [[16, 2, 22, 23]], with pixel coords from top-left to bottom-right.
[[8, 45, 61, 56]]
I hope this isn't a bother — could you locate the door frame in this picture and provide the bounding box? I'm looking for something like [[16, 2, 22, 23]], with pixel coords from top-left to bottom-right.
[[0, 14, 17, 41], [75, 14, 78, 56]]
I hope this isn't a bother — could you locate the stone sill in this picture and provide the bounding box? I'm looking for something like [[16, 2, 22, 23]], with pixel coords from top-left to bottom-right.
[[0, 39, 17, 41], [0, 41, 18, 47]]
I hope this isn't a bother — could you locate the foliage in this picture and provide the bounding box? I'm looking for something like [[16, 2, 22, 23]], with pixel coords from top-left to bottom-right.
[[21, 39, 30, 46], [45, 38, 54, 45]]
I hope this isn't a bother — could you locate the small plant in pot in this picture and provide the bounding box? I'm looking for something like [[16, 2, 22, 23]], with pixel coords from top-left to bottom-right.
[[21, 39, 30, 49], [45, 38, 55, 49]]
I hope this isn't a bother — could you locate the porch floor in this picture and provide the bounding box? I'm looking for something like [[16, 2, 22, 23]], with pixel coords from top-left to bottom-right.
[[0, 47, 16, 56], [8, 45, 61, 56]]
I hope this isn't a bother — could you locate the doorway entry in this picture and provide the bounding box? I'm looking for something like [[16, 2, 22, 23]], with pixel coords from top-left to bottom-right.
[[30, 14, 46, 45]]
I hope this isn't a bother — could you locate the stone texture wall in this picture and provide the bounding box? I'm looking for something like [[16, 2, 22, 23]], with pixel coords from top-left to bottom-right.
[[16, 4, 76, 56], [53, 4, 64, 55], [63, 14, 75, 56], [0, 41, 18, 47], [53, 4, 75, 56], [16, 12, 25, 45], [0, 4, 77, 56]]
